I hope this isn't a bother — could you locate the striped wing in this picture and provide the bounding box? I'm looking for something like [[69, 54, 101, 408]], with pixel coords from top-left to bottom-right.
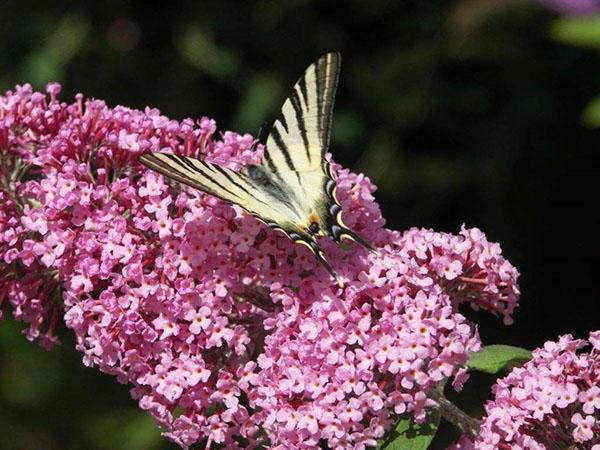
[[261, 52, 376, 252], [262, 52, 339, 176], [138, 152, 299, 230], [139, 52, 377, 287]]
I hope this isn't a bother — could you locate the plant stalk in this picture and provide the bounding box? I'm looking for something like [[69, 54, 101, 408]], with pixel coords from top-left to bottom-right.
[[430, 389, 481, 437]]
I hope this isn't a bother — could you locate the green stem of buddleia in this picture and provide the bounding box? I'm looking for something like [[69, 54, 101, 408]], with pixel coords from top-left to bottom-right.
[[430, 389, 481, 438]]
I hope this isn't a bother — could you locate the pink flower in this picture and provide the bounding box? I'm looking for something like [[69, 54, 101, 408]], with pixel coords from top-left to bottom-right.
[[118, 130, 141, 152], [572, 413, 596, 442], [275, 408, 299, 432], [340, 398, 364, 423], [152, 314, 180, 339], [580, 386, 600, 414], [471, 332, 600, 449], [138, 172, 166, 197], [0, 83, 521, 449]]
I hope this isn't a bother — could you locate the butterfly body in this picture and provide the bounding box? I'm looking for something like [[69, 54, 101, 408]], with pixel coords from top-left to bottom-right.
[[140, 52, 377, 287]]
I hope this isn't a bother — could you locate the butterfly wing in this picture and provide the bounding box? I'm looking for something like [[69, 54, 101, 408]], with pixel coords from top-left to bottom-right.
[[263, 52, 339, 176], [139, 152, 344, 285], [139, 152, 297, 229], [261, 52, 377, 252]]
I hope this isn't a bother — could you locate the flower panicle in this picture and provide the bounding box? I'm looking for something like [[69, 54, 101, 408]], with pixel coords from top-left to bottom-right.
[[0, 83, 521, 449], [452, 332, 600, 449]]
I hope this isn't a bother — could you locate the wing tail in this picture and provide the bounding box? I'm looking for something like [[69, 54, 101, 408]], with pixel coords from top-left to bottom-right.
[[336, 226, 380, 256], [287, 230, 344, 288]]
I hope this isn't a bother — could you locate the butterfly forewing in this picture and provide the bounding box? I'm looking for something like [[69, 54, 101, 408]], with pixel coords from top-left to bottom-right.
[[139, 153, 298, 229], [264, 52, 340, 176]]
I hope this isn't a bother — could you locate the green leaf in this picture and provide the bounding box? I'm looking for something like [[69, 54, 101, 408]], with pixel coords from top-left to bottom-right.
[[379, 409, 440, 450], [467, 345, 531, 374], [581, 95, 600, 127], [549, 15, 600, 49]]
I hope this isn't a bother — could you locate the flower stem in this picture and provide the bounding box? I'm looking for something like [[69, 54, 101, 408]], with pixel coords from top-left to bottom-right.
[[430, 389, 481, 437]]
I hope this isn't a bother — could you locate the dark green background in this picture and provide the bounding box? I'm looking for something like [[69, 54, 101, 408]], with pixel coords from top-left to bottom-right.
[[1, 1, 598, 448]]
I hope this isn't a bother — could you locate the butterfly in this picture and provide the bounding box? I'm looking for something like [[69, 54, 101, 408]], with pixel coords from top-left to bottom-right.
[[140, 52, 378, 287]]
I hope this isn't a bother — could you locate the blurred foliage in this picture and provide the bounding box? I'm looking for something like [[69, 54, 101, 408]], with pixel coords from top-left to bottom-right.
[[0, 0, 598, 448], [550, 14, 600, 48], [582, 94, 600, 126], [0, 319, 165, 450]]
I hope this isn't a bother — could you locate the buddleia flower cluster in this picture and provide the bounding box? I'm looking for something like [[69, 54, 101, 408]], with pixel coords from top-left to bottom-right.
[[450, 332, 600, 450], [0, 83, 519, 449]]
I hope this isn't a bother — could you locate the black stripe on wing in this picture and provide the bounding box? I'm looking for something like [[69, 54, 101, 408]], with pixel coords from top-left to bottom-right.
[[315, 53, 340, 155], [288, 89, 310, 160], [139, 153, 269, 209], [140, 154, 237, 200], [269, 127, 297, 173]]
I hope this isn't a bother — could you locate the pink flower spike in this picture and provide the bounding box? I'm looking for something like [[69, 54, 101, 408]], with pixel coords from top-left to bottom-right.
[[0, 83, 523, 449], [470, 331, 600, 449]]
